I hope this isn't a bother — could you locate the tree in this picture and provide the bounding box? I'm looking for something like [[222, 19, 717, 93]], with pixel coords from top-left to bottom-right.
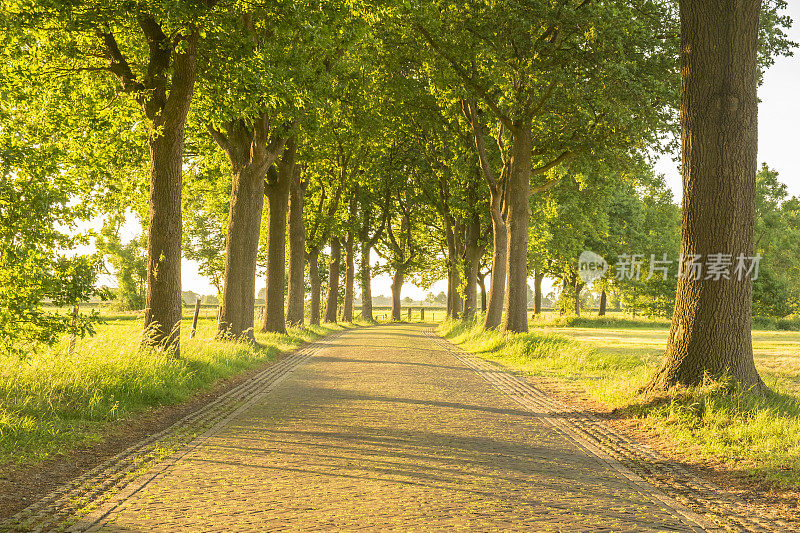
[[647, 0, 779, 391], [752, 164, 800, 317], [0, 174, 99, 356], [413, 0, 680, 332], [8, 1, 224, 355], [183, 156, 229, 299], [96, 214, 147, 310]]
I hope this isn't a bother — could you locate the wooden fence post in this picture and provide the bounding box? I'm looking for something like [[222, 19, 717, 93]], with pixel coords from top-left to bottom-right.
[[190, 298, 202, 339]]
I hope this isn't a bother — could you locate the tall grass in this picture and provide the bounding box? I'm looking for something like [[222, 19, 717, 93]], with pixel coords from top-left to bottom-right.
[[439, 318, 800, 486], [0, 318, 353, 465]]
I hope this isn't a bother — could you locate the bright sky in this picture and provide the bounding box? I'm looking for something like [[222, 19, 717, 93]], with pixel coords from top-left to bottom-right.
[[133, 7, 800, 300]]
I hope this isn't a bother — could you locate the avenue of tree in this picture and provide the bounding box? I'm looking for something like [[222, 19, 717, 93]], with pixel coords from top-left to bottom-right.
[[0, 0, 795, 389]]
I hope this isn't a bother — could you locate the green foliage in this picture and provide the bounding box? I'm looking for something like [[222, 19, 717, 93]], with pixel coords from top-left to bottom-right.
[[96, 213, 146, 311], [183, 156, 229, 296], [0, 175, 99, 356], [753, 164, 800, 317]]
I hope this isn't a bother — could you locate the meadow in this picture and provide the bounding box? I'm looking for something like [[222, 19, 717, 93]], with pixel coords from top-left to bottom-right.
[[440, 311, 800, 486]]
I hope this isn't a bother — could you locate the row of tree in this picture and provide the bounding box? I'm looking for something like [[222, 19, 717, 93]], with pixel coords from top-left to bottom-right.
[[1, 0, 794, 390]]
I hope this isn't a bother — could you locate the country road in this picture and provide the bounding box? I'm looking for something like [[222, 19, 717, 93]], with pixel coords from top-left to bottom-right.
[[7, 324, 787, 532]]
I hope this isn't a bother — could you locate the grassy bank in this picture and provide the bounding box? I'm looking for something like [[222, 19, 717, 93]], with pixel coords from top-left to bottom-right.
[[439, 318, 800, 486], [0, 317, 357, 465]]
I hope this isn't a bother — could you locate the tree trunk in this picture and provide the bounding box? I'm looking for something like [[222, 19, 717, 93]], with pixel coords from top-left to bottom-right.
[[143, 126, 185, 354], [463, 215, 480, 319], [648, 0, 764, 391], [503, 122, 532, 333], [444, 223, 459, 319], [342, 235, 355, 322], [139, 32, 200, 357], [286, 165, 305, 325], [308, 248, 321, 325], [483, 190, 507, 330], [574, 278, 583, 317], [260, 140, 295, 334], [478, 274, 488, 313], [218, 163, 263, 340], [391, 269, 403, 321], [213, 116, 286, 341], [360, 244, 374, 322], [599, 289, 607, 316], [534, 271, 544, 315], [323, 238, 341, 323]]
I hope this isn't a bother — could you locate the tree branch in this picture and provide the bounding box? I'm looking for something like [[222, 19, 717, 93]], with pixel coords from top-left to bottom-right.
[[463, 99, 499, 196], [415, 24, 516, 134], [96, 29, 144, 94]]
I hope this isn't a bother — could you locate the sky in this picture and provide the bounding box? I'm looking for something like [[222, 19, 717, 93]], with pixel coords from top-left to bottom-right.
[[123, 6, 800, 300]]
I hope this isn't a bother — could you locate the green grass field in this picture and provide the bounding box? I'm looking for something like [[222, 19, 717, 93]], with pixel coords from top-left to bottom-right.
[[0, 315, 358, 466], [440, 313, 800, 486]]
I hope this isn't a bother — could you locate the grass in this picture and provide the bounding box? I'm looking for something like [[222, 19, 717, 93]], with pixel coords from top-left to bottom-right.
[[439, 315, 800, 486], [0, 315, 362, 466]]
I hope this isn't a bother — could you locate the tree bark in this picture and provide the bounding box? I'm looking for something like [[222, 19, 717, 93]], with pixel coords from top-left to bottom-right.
[[138, 29, 199, 357], [260, 138, 295, 334], [574, 278, 583, 317], [598, 289, 607, 316], [212, 117, 286, 341], [478, 273, 488, 312], [503, 121, 532, 333], [308, 248, 321, 325], [444, 217, 460, 319], [342, 235, 355, 322], [484, 191, 507, 329], [217, 162, 263, 340], [463, 214, 480, 319], [391, 269, 403, 321], [360, 244, 374, 322], [144, 122, 185, 353], [323, 238, 341, 323], [286, 164, 305, 325], [342, 194, 358, 322], [534, 271, 544, 315], [648, 0, 764, 391]]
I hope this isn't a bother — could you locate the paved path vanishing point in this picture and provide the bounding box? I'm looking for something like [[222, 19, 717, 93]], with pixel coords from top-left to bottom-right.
[[6, 324, 794, 532]]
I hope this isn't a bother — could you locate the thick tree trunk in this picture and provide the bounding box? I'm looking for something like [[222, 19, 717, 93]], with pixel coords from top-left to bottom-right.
[[483, 191, 507, 330], [218, 163, 264, 340], [599, 289, 607, 316], [503, 122, 532, 333], [360, 244, 374, 321], [139, 32, 199, 357], [143, 129, 185, 354], [286, 165, 305, 325], [478, 274, 488, 313], [323, 238, 341, 323], [308, 248, 321, 325], [342, 235, 355, 322], [534, 271, 544, 315], [260, 140, 295, 334], [648, 0, 764, 391], [463, 215, 480, 319], [391, 270, 403, 321]]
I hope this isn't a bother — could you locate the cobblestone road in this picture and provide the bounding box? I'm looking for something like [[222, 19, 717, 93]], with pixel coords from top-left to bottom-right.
[[9, 324, 781, 532]]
